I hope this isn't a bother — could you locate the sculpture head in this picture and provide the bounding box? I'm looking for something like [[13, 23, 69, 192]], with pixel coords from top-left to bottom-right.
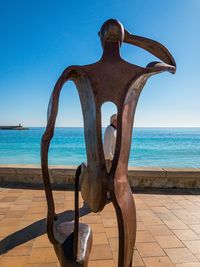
[[110, 114, 117, 128], [98, 19, 124, 48], [98, 19, 176, 68]]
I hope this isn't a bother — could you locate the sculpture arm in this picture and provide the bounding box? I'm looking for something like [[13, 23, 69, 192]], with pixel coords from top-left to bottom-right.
[[41, 66, 75, 244], [124, 29, 176, 73]]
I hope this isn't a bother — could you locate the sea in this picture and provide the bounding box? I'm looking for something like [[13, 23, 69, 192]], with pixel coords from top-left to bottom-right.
[[0, 127, 199, 168]]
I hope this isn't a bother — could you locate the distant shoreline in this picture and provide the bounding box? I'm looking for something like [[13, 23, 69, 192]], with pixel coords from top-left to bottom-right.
[[0, 125, 29, 130], [13, 126, 200, 129]]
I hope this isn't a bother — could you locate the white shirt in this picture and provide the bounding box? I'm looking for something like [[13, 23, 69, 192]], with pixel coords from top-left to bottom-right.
[[103, 125, 116, 160]]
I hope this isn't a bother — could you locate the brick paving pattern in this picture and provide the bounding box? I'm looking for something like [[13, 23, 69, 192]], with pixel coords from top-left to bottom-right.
[[1, 188, 200, 266]]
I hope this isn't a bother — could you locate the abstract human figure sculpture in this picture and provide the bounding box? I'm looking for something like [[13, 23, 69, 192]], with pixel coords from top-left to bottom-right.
[[41, 19, 176, 267]]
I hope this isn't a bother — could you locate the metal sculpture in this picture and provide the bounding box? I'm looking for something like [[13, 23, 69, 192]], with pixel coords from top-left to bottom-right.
[[41, 19, 176, 267]]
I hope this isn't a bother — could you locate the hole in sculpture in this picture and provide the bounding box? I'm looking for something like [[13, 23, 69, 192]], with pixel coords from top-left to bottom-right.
[[121, 42, 158, 67], [48, 82, 86, 211], [101, 101, 118, 172]]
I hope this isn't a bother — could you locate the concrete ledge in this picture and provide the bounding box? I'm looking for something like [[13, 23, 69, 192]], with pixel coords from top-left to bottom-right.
[[0, 165, 200, 189]]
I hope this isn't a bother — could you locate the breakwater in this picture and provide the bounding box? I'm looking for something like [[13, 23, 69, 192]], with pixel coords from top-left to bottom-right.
[[1, 165, 200, 189]]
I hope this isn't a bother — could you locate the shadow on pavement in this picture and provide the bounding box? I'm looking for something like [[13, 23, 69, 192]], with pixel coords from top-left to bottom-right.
[[0, 203, 91, 255]]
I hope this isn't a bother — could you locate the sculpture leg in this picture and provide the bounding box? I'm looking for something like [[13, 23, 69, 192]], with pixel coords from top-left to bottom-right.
[[111, 179, 136, 267], [110, 98, 138, 267]]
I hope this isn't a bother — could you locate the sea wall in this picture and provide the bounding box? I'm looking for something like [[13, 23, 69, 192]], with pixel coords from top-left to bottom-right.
[[0, 165, 200, 189]]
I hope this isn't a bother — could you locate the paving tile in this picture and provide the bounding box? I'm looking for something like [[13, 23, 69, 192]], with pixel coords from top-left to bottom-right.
[[33, 234, 53, 248], [143, 256, 175, 267], [9, 204, 29, 211], [138, 210, 163, 226], [5, 243, 32, 256], [103, 203, 114, 211], [26, 206, 46, 214], [175, 200, 200, 213], [135, 203, 149, 210], [30, 247, 57, 263], [0, 256, 29, 267], [132, 249, 145, 266], [0, 226, 17, 237], [0, 203, 14, 209], [88, 261, 100, 267], [100, 211, 116, 219], [155, 235, 184, 248], [151, 206, 171, 213], [26, 263, 58, 267], [147, 225, 173, 236], [0, 218, 21, 227], [191, 212, 200, 220], [173, 230, 200, 241], [136, 230, 155, 243], [108, 237, 118, 251], [136, 242, 165, 257], [28, 202, 46, 208], [54, 203, 65, 213], [183, 241, 200, 254], [90, 244, 113, 260], [164, 203, 183, 210], [93, 232, 108, 245], [171, 210, 199, 225], [163, 219, 189, 230], [196, 255, 200, 261], [189, 225, 200, 235], [22, 214, 44, 222], [90, 223, 106, 233], [165, 248, 198, 264], [1, 197, 18, 202], [102, 218, 117, 228], [137, 213, 142, 222], [94, 259, 116, 267], [19, 220, 38, 228], [105, 227, 118, 238], [112, 250, 118, 264], [5, 210, 25, 218], [137, 222, 147, 231], [0, 207, 9, 214], [82, 215, 102, 224], [175, 263, 200, 267], [112, 249, 143, 266]]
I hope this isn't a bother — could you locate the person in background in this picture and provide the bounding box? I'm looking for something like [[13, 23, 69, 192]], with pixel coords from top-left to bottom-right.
[[103, 114, 117, 172]]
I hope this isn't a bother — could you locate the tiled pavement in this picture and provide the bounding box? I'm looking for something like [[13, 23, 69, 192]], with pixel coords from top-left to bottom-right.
[[1, 188, 200, 267]]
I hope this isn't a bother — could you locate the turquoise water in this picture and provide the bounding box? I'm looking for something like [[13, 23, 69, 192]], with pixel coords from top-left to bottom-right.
[[0, 127, 199, 167]]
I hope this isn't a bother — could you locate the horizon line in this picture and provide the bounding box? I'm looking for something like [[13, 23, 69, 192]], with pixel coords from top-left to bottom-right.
[[23, 126, 200, 128]]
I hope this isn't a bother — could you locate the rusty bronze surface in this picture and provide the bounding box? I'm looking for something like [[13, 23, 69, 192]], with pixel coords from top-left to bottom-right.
[[41, 19, 176, 267]]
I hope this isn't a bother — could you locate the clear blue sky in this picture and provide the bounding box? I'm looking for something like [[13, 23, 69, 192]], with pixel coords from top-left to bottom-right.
[[0, 0, 200, 127]]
